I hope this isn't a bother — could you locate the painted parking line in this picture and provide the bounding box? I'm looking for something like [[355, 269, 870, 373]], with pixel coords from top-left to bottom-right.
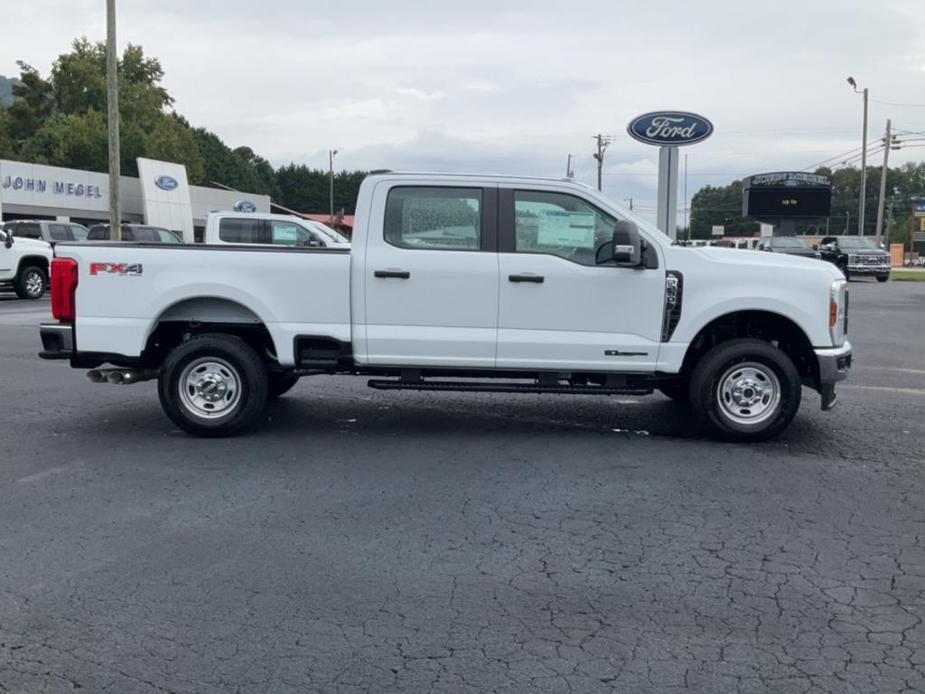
[[854, 366, 925, 376], [842, 384, 925, 397]]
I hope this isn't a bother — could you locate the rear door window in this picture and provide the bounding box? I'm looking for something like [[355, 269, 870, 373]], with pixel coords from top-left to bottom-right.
[[218, 218, 266, 243], [269, 220, 322, 246], [384, 187, 482, 250]]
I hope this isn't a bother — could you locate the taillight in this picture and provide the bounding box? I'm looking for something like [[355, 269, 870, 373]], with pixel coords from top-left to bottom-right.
[[51, 258, 78, 321]]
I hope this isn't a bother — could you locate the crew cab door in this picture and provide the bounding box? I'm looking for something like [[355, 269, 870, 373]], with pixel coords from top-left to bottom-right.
[[360, 183, 499, 367], [496, 187, 665, 371]]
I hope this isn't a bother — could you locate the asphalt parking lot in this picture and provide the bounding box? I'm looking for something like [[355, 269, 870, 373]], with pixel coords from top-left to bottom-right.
[[1, 280, 924, 694]]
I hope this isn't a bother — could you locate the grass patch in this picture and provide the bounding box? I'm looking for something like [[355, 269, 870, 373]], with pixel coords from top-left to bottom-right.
[[890, 269, 925, 282]]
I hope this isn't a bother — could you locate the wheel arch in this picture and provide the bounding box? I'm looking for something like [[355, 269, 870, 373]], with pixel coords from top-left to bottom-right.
[[142, 296, 280, 367], [680, 309, 819, 388], [17, 255, 50, 275]]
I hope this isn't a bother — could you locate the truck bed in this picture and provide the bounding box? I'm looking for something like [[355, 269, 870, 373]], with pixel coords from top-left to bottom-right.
[[55, 242, 351, 366]]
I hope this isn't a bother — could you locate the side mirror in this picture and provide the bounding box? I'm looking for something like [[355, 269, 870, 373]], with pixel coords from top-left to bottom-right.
[[812, 244, 818, 251], [2, 231, 12, 249], [611, 221, 642, 267]]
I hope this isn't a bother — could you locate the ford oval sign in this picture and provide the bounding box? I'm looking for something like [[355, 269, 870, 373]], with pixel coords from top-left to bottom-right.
[[154, 175, 179, 191], [627, 111, 713, 146], [234, 200, 257, 213]]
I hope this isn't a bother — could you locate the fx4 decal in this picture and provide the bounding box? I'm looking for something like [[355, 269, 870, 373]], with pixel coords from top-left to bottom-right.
[[90, 262, 143, 276]]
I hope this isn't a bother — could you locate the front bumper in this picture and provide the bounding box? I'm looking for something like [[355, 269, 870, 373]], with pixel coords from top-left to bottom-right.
[[39, 322, 74, 360], [847, 263, 890, 275], [814, 340, 852, 411]]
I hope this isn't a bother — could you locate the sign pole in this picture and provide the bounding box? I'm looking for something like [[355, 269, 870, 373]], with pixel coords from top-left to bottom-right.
[[657, 146, 679, 241], [106, 0, 121, 241]]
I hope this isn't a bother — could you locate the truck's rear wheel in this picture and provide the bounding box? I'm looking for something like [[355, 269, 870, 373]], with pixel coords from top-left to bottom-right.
[[158, 334, 268, 437], [689, 338, 801, 442], [15, 265, 47, 300], [268, 373, 299, 399]]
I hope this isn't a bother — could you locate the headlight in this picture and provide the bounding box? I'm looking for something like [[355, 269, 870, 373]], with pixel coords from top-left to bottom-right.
[[829, 279, 848, 346]]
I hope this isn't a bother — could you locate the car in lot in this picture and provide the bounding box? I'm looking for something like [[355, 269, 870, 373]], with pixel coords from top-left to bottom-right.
[[86, 224, 183, 243], [757, 236, 820, 259], [3, 219, 89, 244], [204, 212, 350, 249], [815, 236, 890, 281], [0, 227, 53, 299], [38, 172, 852, 442]]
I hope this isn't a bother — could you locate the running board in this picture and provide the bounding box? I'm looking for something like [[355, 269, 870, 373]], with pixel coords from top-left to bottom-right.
[[367, 379, 653, 396]]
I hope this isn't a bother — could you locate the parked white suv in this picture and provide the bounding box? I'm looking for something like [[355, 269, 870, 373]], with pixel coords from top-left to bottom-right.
[[0, 228, 53, 299]]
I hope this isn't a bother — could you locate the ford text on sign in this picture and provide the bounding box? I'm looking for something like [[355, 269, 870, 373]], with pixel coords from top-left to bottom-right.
[[627, 112, 713, 146]]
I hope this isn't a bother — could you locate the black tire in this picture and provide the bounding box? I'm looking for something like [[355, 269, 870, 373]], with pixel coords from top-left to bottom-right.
[[836, 262, 849, 280], [877, 274, 889, 283], [158, 333, 268, 437], [689, 338, 801, 442], [268, 373, 300, 399], [14, 265, 47, 300], [658, 378, 690, 404]]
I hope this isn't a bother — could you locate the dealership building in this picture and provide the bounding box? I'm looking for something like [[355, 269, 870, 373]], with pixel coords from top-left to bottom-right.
[[0, 157, 271, 242]]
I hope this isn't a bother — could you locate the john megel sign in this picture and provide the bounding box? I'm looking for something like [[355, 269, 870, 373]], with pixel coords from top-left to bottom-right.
[[627, 111, 713, 146], [2, 174, 103, 199]]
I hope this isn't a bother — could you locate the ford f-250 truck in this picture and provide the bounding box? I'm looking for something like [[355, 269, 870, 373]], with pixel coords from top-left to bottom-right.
[[38, 172, 852, 441]]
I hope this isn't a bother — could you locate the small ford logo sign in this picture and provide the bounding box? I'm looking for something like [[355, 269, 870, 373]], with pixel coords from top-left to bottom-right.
[[627, 111, 713, 146], [154, 175, 179, 191], [234, 200, 257, 213]]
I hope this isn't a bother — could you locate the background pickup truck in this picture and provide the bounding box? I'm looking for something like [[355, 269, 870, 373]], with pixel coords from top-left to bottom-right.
[[1, 227, 53, 299], [815, 236, 891, 282], [39, 172, 852, 441], [204, 212, 351, 249]]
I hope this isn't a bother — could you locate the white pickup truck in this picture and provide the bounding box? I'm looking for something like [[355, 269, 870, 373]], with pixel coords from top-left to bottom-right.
[[203, 212, 350, 249], [1, 228, 53, 299], [38, 172, 851, 441]]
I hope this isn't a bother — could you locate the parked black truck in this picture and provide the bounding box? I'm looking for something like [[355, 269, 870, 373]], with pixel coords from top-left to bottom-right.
[[815, 236, 890, 282]]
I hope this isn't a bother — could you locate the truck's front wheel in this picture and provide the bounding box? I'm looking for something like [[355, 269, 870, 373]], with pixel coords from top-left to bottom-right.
[[15, 265, 47, 300], [689, 338, 801, 442], [158, 334, 268, 437]]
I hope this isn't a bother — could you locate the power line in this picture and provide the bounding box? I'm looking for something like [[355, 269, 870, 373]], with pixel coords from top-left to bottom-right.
[[871, 98, 925, 108]]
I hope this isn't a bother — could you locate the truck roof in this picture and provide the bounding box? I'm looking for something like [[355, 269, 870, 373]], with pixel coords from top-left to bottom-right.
[[365, 171, 594, 188]]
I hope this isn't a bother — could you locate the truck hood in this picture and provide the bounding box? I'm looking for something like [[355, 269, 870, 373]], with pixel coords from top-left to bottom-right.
[[682, 245, 842, 279], [14, 237, 53, 254]]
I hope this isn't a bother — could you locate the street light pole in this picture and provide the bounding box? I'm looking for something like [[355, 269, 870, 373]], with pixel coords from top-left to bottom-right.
[[875, 119, 892, 250], [847, 77, 868, 236], [106, 0, 121, 240], [328, 149, 338, 221]]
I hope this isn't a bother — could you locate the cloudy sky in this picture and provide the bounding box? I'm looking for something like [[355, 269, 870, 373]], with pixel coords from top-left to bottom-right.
[[2, 1, 924, 220]]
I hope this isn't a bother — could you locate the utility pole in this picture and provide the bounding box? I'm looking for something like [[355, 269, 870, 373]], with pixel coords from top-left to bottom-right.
[[328, 149, 338, 221], [875, 119, 891, 250], [623, 198, 633, 211], [566, 154, 574, 178], [592, 134, 610, 192], [106, 0, 121, 240]]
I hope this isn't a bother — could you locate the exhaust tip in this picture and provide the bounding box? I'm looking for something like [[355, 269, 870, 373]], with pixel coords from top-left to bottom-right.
[[106, 371, 125, 385], [87, 369, 104, 383]]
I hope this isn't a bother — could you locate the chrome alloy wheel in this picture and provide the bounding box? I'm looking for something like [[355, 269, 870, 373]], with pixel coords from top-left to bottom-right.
[[178, 357, 242, 419], [716, 361, 781, 427], [24, 270, 44, 297]]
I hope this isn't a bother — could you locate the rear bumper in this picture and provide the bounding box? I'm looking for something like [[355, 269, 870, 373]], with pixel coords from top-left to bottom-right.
[[814, 341, 852, 411], [39, 322, 74, 360]]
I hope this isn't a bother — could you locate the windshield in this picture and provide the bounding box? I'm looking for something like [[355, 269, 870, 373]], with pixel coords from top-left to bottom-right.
[[838, 237, 878, 250], [307, 221, 350, 244], [771, 237, 808, 249]]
